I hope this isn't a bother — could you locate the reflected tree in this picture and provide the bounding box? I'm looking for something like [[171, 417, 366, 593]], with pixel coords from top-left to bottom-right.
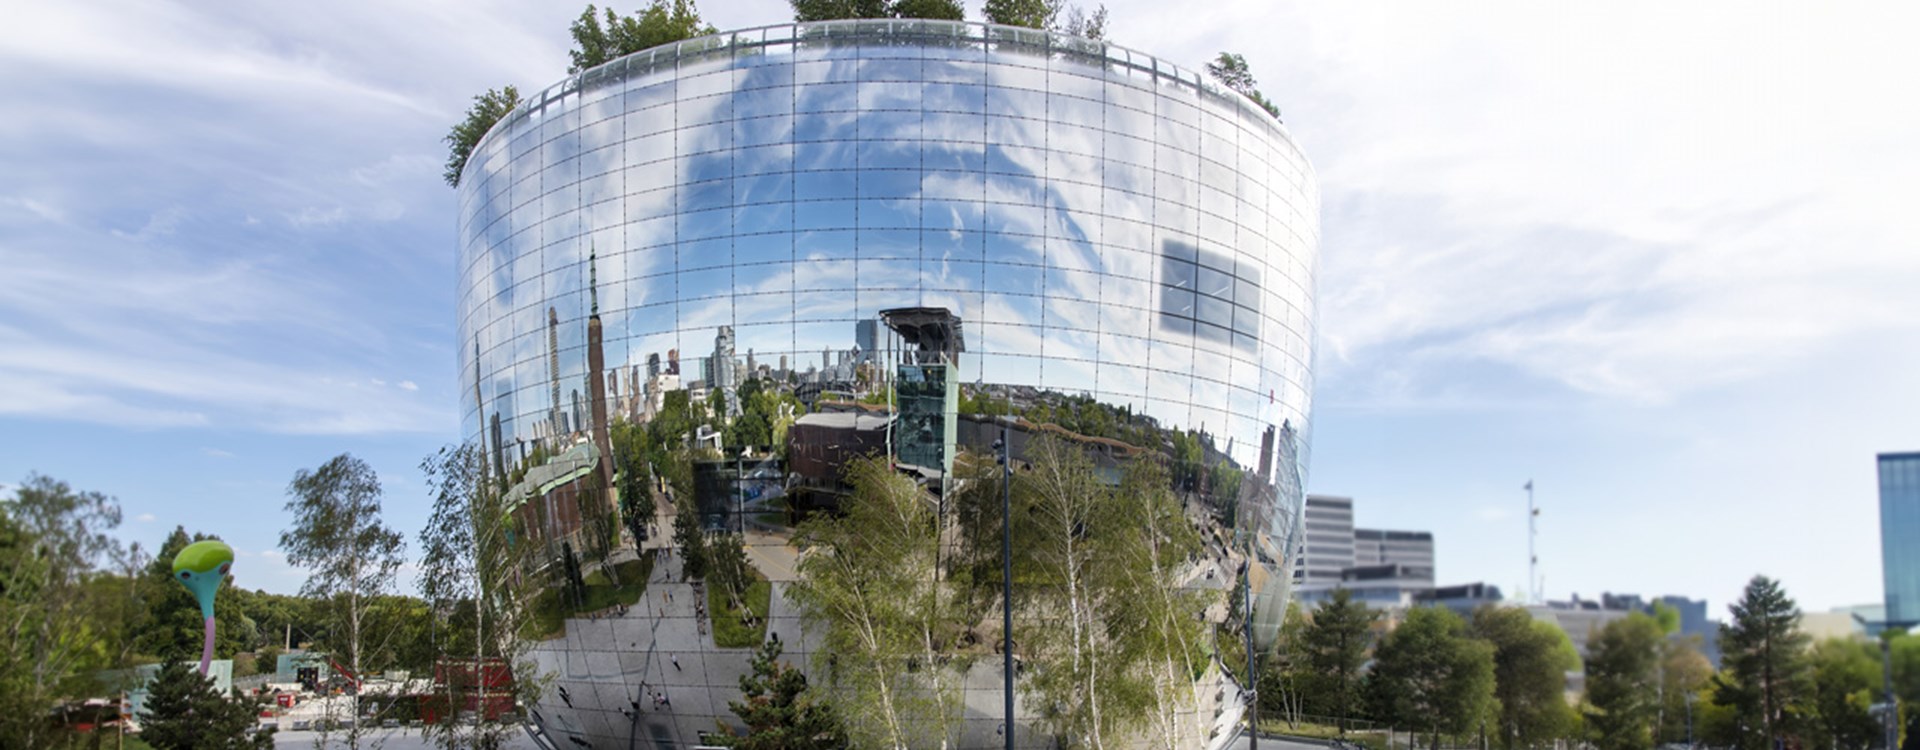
[[790, 457, 959, 749]]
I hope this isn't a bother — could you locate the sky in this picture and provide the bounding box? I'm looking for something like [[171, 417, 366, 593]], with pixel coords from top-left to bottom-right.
[[1, 0, 1915, 618]]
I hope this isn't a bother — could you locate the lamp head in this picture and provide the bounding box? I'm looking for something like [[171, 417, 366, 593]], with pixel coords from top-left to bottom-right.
[[172, 540, 234, 620]]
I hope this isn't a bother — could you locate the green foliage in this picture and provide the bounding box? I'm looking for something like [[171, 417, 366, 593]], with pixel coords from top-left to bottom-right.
[[731, 639, 849, 750], [1473, 605, 1578, 749], [710, 575, 772, 649], [139, 660, 273, 750], [673, 493, 710, 580], [1655, 636, 1714, 744], [711, 532, 752, 610], [442, 86, 518, 187], [1206, 52, 1281, 119], [1367, 606, 1497, 743], [569, 1, 717, 73], [1650, 601, 1682, 636], [791, 457, 957, 749], [280, 453, 407, 745], [1056, 2, 1106, 39], [1804, 637, 1882, 750], [0, 474, 129, 748], [791, 0, 961, 22], [1712, 575, 1811, 750], [982, 0, 1053, 28], [792, 0, 889, 20], [1585, 612, 1664, 750], [1299, 588, 1379, 721]]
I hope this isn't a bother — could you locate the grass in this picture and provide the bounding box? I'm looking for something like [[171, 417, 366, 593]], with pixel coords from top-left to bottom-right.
[[1255, 718, 1392, 750], [708, 573, 772, 648], [524, 556, 655, 641]]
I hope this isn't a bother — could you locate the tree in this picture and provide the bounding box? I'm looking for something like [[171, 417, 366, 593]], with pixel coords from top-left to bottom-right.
[[1260, 602, 1310, 727], [139, 659, 274, 750], [790, 457, 958, 749], [1368, 606, 1497, 749], [569, 1, 717, 73], [280, 454, 407, 750], [792, 0, 962, 22], [1655, 636, 1714, 745], [1473, 605, 1578, 749], [443, 86, 519, 187], [1101, 456, 1208, 750], [1585, 613, 1664, 750], [711, 532, 752, 612], [419, 442, 543, 750], [730, 638, 849, 750], [1803, 638, 1882, 750], [1714, 575, 1811, 750], [1206, 52, 1281, 119], [1057, 2, 1106, 38], [0, 474, 126, 748], [1300, 588, 1379, 723], [982, 0, 1053, 28], [673, 492, 710, 580]]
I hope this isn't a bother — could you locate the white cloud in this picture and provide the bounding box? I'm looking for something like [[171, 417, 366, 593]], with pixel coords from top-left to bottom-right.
[[1166, 1, 1920, 405], [136, 513, 157, 523], [202, 448, 234, 459], [398, 380, 418, 391]]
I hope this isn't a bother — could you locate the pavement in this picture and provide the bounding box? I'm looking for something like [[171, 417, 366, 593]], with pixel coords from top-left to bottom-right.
[[270, 727, 541, 748], [1224, 734, 1346, 750]]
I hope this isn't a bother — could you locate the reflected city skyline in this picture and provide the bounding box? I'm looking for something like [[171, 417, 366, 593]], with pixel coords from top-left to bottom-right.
[[455, 19, 1317, 749]]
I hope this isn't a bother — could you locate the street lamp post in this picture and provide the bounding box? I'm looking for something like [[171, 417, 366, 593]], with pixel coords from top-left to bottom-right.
[[1244, 557, 1257, 750], [994, 427, 1014, 750], [1853, 613, 1908, 750]]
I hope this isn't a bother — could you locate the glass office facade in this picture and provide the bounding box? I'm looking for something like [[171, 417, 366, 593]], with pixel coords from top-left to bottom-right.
[[1882, 452, 1920, 625], [457, 20, 1318, 749]]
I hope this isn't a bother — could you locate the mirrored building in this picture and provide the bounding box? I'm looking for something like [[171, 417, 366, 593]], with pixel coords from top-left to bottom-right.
[[456, 20, 1318, 749]]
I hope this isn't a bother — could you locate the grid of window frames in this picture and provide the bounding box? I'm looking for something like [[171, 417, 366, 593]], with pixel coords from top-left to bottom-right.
[[455, 22, 1319, 747]]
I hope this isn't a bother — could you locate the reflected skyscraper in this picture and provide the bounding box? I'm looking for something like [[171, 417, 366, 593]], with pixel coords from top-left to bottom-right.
[[455, 20, 1318, 749]]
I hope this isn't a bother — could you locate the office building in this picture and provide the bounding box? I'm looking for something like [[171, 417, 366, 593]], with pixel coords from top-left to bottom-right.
[[1295, 495, 1356, 585], [1353, 528, 1435, 585], [1882, 452, 1920, 625], [455, 20, 1318, 749]]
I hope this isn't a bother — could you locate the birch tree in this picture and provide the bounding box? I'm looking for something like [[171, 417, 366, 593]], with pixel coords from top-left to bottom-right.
[[790, 457, 959, 749], [281, 454, 405, 750]]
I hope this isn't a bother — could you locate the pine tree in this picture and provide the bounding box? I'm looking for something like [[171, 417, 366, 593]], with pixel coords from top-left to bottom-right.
[[140, 660, 273, 750], [1300, 588, 1379, 722], [1713, 575, 1811, 750], [730, 639, 848, 750]]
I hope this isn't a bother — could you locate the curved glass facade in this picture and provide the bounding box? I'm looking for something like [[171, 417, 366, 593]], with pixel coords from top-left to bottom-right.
[[457, 20, 1317, 749]]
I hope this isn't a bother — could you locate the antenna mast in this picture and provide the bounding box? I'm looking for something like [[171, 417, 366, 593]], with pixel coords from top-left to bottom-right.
[[1526, 479, 1540, 603]]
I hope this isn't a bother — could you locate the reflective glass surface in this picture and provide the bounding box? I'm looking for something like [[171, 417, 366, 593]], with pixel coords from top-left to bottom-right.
[[457, 20, 1318, 749], [1882, 453, 1920, 625]]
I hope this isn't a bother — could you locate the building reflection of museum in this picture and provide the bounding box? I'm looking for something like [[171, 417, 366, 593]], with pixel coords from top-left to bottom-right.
[[482, 277, 1293, 609]]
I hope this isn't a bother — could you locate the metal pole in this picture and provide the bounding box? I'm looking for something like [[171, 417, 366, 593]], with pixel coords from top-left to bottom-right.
[[1882, 634, 1896, 750], [1245, 559, 1257, 750], [1526, 480, 1538, 604], [1002, 423, 1015, 750]]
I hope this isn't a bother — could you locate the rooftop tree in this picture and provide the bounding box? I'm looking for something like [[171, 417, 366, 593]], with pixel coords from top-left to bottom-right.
[[1206, 52, 1281, 119]]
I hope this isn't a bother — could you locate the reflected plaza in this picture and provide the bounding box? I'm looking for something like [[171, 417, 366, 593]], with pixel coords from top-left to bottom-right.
[[455, 20, 1319, 749]]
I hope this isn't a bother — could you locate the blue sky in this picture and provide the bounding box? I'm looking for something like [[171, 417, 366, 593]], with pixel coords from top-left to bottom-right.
[[2, 0, 1915, 617]]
